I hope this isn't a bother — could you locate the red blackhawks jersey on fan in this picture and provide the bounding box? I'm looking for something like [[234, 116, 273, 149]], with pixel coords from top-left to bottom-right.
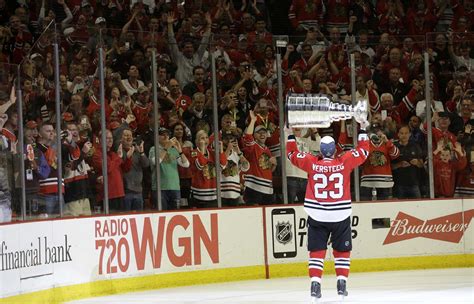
[[190, 148, 228, 201], [286, 133, 369, 222], [361, 140, 399, 188], [242, 134, 274, 194]]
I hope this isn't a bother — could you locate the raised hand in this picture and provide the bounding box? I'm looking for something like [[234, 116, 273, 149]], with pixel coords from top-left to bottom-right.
[[170, 137, 182, 152], [124, 96, 132, 108], [66, 130, 73, 143], [225, 142, 233, 156], [412, 79, 422, 92], [9, 86, 16, 105], [82, 141, 92, 154], [117, 143, 123, 158], [366, 80, 374, 90], [436, 139, 444, 151], [199, 138, 207, 152], [249, 110, 257, 122], [125, 114, 135, 125], [10, 140, 18, 154], [127, 145, 135, 158], [286, 44, 295, 54], [166, 12, 176, 24], [232, 139, 240, 152], [205, 12, 212, 26]]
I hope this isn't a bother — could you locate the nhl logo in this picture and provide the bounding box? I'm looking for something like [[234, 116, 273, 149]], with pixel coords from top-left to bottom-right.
[[275, 221, 293, 244]]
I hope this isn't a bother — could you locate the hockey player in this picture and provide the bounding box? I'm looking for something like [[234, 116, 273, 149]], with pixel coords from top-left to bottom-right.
[[286, 120, 369, 302]]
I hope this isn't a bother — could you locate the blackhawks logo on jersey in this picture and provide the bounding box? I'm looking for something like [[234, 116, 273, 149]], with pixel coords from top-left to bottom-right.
[[369, 150, 387, 167], [258, 153, 272, 170], [222, 159, 238, 177], [304, 1, 316, 13], [202, 163, 216, 180]]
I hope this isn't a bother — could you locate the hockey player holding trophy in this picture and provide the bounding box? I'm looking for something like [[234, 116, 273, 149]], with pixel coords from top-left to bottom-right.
[[285, 94, 370, 302]]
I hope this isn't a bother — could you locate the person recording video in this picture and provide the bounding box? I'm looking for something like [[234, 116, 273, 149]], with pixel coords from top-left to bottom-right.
[[360, 122, 400, 200]]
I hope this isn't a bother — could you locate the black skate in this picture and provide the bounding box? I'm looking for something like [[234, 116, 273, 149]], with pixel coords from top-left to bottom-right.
[[337, 279, 348, 299], [310, 281, 321, 303]]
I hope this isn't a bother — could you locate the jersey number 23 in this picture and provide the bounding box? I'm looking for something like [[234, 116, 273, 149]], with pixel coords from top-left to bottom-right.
[[313, 173, 343, 199]]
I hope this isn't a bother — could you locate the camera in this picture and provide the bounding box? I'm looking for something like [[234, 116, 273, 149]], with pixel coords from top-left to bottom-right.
[[133, 135, 143, 146], [370, 133, 381, 144], [60, 130, 69, 140]]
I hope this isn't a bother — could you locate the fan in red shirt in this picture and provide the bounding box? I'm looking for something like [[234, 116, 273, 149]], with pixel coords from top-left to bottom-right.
[[247, 17, 273, 60], [168, 78, 192, 117], [132, 86, 153, 135], [92, 129, 133, 212], [421, 111, 458, 150], [433, 140, 467, 197]]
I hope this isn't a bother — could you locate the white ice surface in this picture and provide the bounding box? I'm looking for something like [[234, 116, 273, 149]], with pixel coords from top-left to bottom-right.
[[68, 268, 474, 304]]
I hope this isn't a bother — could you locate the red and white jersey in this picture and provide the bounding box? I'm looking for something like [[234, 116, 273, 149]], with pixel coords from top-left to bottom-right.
[[361, 140, 399, 188], [324, 0, 351, 33], [190, 148, 228, 201], [287, 133, 369, 222], [243, 134, 274, 194], [288, 0, 323, 30]]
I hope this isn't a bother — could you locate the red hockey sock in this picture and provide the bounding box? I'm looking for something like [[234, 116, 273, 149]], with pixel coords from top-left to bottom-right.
[[333, 250, 351, 280], [309, 250, 326, 281]]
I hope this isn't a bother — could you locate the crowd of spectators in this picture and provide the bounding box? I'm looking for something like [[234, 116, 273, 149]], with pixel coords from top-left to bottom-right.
[[0, 0, 473, 222]]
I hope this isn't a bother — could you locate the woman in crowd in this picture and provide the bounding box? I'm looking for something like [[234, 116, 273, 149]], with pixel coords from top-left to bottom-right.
[[189, 129, 228, 208], [149, 127, 190, 210], [172, 122, 193, 208]]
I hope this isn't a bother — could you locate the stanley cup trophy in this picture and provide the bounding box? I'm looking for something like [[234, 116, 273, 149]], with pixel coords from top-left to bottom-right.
[[286, 94, 369, 128]]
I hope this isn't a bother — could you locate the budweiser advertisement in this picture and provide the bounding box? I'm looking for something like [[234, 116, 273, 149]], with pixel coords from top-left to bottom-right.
[[384, 209, 474, 245]]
